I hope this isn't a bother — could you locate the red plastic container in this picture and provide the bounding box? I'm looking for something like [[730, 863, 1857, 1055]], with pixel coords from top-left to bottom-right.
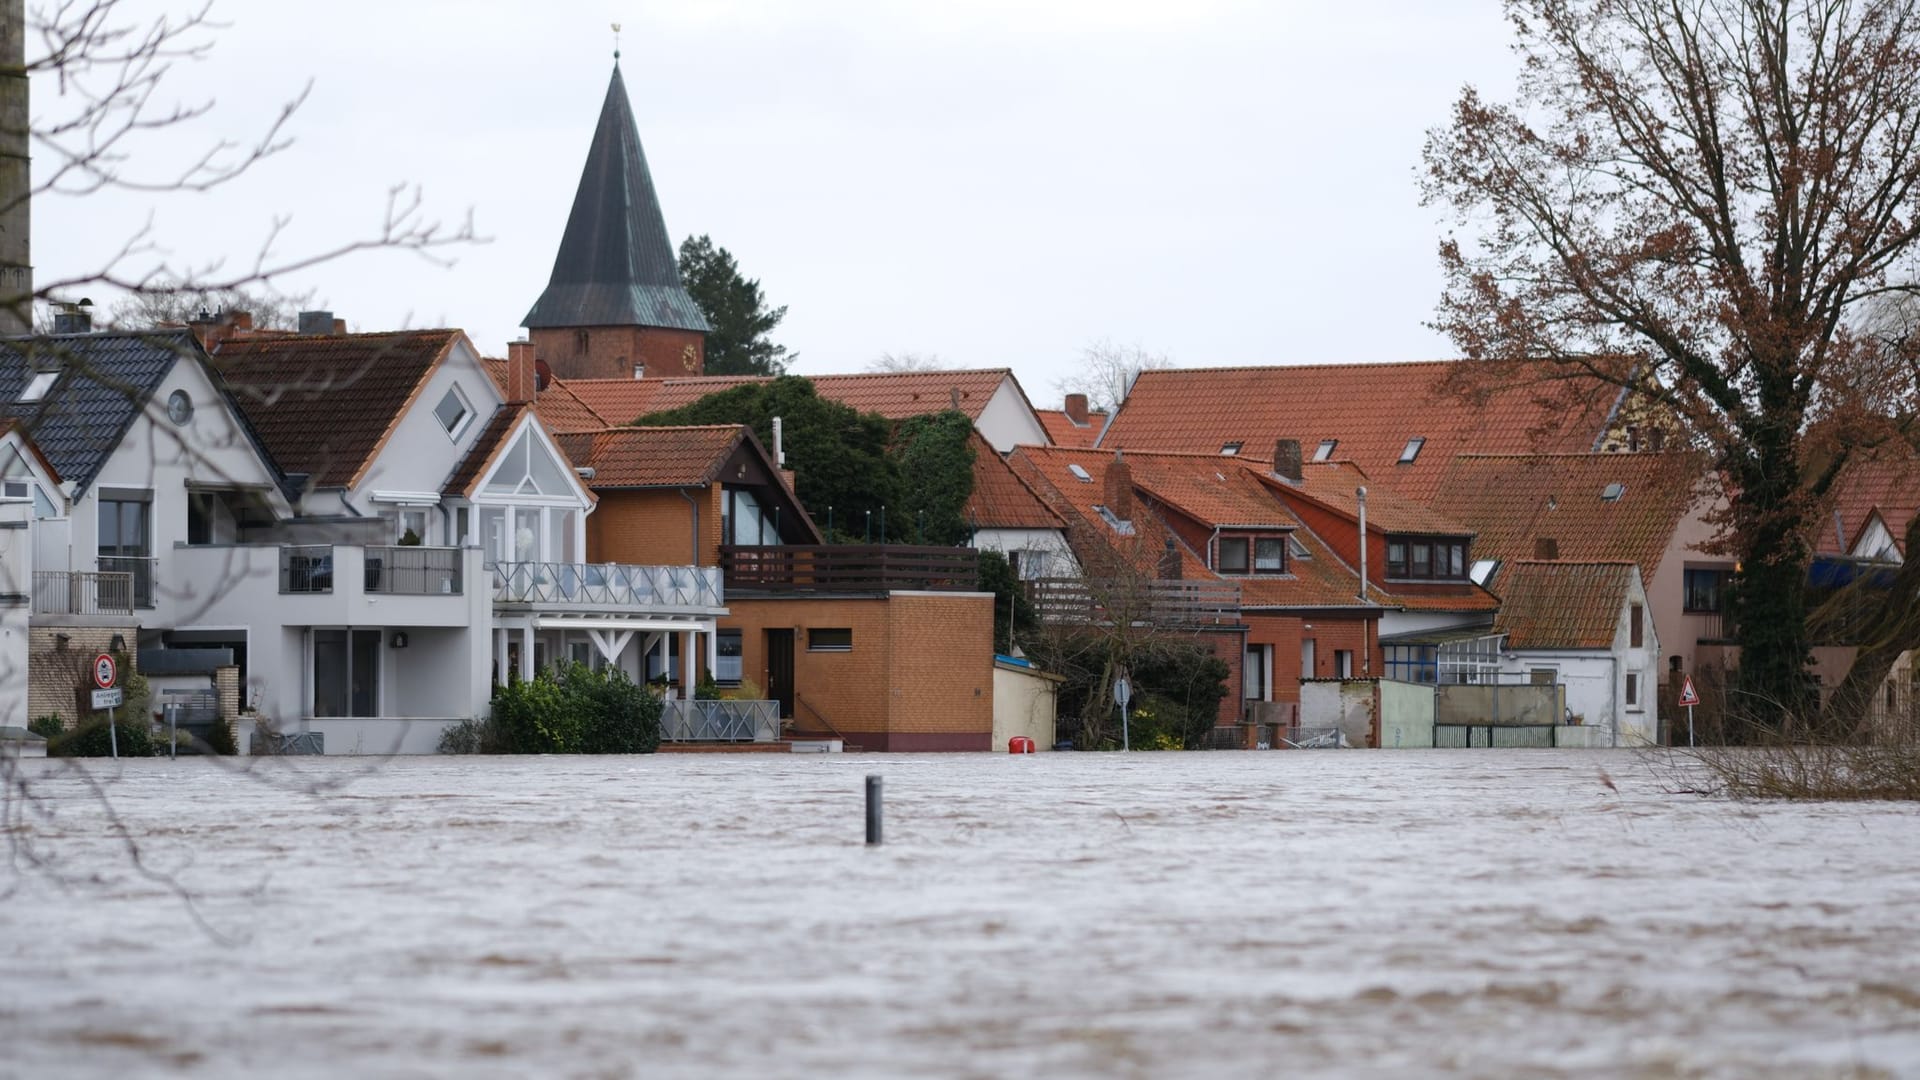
[[1008, 736, 1036, 754]]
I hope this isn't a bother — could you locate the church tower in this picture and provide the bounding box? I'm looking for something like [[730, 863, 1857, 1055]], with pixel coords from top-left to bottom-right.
[[523, 60, 709, 378]]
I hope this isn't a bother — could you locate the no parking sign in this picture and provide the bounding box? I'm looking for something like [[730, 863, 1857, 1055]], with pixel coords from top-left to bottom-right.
[[93, 653, 117, 689]]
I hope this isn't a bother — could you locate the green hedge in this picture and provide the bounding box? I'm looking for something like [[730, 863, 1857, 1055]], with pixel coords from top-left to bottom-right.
[[451, 663, 662, 755]]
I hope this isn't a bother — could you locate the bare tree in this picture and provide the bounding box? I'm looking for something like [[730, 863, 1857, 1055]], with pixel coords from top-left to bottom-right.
[[866, 350, 949, 373], [1052, 338, 1171, 414], [106, 280, 317, 330]]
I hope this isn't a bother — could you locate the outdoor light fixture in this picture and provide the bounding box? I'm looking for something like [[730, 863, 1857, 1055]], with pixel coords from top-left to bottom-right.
[[391, 632, 410, 649]]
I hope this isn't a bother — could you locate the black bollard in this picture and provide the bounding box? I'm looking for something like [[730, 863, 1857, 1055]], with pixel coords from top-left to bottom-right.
[[866, 774, 883, 846]]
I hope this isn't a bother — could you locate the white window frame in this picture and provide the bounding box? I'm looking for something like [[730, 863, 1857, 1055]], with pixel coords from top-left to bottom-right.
[[435, 384, 475, 442]]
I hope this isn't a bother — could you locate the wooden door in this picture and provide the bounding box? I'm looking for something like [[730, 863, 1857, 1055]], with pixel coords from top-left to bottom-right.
[[766, 629, 795, 719]]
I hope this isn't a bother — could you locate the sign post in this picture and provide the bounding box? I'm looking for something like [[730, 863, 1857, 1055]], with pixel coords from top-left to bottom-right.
[[92, 654, 119, 759], [1113, 674, 1132, 753], [1677, 674, 1701, 748]]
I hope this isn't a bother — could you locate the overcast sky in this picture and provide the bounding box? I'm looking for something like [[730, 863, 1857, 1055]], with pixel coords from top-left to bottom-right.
[[31, 0, 1518, 406]]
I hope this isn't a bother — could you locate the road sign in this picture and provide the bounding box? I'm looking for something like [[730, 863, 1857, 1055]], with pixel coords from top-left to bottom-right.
[[91, 687, 124, 710], [1677, 675, 1700, 708], [92, 653, 116, 690], [1113, 677, 1131, 708]]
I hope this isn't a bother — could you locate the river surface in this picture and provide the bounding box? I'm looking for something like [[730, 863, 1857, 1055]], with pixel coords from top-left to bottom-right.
[[2, 750, 1917, 1079]]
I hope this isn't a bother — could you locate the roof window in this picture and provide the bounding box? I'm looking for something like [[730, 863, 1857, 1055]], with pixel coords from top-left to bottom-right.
[[1288, 535, 1311, 559], [1220, 441, 1243, 456], [1094, 505, 1135, 536], [1313, 439, 1337, 462], [1602, 482, 1626, 501], [1398, 436, 1425, 464], [19, 371, 56, 403], [1067, 463, 1092, 482], [1470, 558, 1500, 586]]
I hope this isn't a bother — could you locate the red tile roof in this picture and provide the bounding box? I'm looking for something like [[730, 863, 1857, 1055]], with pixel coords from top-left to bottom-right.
[[1099, 361, 1628, 503], [479, 359, 611, 434], [1431, 453, 1705, 572], [1124, 452, 1301, 529], [576, 425, 753, 488], [1255, 459, 1473, 536], [966, 434, 1064, 530], [1819, 443, 1920, 556], [213, 330, 464, 489], [565, 369, 1022, 426], [1037, 407, 1107, 448], [1491, 560, 1638, 649]]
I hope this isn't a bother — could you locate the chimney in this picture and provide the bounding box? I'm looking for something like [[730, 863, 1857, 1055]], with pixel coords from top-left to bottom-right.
[[507, 339, 538, 404], [50, 299, 92, 334], [332, 317, 346, 335], [1104, 451, 1133, 519], [1158, 535, 1182, 580], [297, 310, 335, 336], [1273, 439, 1303, 482], [950, 387, 962, 411], [1534, 536, 1559, 560], [1064, 393, 1090, 426]]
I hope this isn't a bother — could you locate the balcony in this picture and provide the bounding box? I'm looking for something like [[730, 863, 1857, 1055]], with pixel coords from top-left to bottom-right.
[[1028, 577, 1242, 628], [31, 571, 136, 617], [719, 545, 979, 594], [98, 556, 156, 608], [492, 562, 724, 614], [281, 545, 464, 596]]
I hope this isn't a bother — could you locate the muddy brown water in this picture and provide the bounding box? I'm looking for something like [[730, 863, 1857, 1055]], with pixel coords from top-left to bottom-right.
[[2, 750, 1916, 1078]]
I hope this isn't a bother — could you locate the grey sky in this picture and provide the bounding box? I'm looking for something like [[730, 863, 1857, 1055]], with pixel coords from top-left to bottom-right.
[[32, 1, 1518, 406]]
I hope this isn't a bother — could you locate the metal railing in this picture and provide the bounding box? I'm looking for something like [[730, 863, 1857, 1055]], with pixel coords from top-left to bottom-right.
[[97, 556, 156, 608], [719, 545, 979, 593], [492, 562, 724, 609], [280, 545, 334, 594], [365, 545, 462, 595], [30, 570, 135, 616], [660, 699, 781, 742], [1028, 577, 1242, 627]]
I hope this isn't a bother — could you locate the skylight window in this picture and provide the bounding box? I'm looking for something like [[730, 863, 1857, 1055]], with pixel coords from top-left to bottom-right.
[[1288, 535, 1311, 559], [1398, 436, 1425, 464], [19, 371, 56, 403], [1313, 439, 1337, 462], [1067, 463, 1092, 482], [1093, 505, 1135, 535], [1602, 482, 1626, 501], [1219, 441, 1243, 456], [1470, 559, 1500, 586]]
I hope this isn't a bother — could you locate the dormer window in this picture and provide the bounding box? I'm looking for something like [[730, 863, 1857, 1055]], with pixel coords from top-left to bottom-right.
[[1215, 533, 1289, 575], [19, 371, 56, 402], [1386, 537, 1470, 581], [1219, 441, 1243, 456], [1398, 436, 1426, 464], [435, 385, 474, 441], [1313, 439, 1337, 462]]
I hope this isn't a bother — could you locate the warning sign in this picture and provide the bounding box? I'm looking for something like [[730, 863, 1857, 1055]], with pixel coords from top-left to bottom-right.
[[1677, 675, 1700, 708]]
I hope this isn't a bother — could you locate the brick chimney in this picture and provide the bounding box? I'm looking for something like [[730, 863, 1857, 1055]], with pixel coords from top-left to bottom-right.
[[507, 339, 539, 404], [1064, 393, 1090, 426], [1104, 451, 1133, 519], [1273, 439, 1303, 482], [1534, 536, 1559, 560]]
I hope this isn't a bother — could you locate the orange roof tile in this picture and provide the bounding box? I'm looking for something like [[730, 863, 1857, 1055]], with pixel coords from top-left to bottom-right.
[[479, 359, 611, 434], [1123, 452, 1302, 530], [966, 434, 1064, 530], [442, 405, 531, 498], [1037, 407, 1107, 448], [1819, 443, 1920, 556], [578, 425, 752, 488], [1491, 560, 1638, 649], [1432, 453, 1704, 571], [1254, 459, 1472, 536], [564, 369, 1024, 427], [213, 330, 464, 489], [1099, 361, 1627, 503]]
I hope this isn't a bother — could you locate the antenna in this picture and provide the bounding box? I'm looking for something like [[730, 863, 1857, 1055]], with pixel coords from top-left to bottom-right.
[[612, 22, 622, 61]]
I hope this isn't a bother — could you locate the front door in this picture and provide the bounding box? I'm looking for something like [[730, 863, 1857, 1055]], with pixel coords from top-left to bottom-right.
[[766, 629, 795, 719]]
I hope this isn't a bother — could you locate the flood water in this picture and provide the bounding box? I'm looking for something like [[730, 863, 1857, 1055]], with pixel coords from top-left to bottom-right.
[[2, 750, 1917, 1079]]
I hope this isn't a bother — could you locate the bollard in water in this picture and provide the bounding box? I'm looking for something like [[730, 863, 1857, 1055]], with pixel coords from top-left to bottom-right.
[[865, 774, 883, 846]]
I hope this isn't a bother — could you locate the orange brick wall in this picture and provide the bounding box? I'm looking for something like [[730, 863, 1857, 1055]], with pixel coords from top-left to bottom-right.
[[531, 325, 705, 385], [1242, 613, 1380, 703], [885, 592, 993, 750], [586, 483, 729, 568]]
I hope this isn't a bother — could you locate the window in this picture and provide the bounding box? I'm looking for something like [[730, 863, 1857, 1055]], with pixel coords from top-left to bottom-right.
[[1335, 650, 1354, 678], [1602, 482, 1626, 501], [1411, 542, 1431, 576], [1684, 568, 1733, 613], [1627, 426, 1641, 452], [434, 386, 474, 440], [1387, 540, 1408, 578], [1629, 604, 1644, 648], [1399, 436, 1425, 464], [1625, 671, 1640, 707], [1313, 439, 1337, 462], [1288, 535, 1311, 560], [19, 370, 56, 402], [1254, 537, 1286, 573], [1386, 537, 1470, 581], [1218, 537, 1250, 572], [383, 508, 429, 545], [716, 630, 743, 684], [313, 629, 382, 717], [1067, 464, 1092, 482], [808, 628, 853, 652], [1094, 505, 1134, 535], [99, 492, 154, 608], [1219, 441, 1243, 456], [1470, 558, 1499, 586]]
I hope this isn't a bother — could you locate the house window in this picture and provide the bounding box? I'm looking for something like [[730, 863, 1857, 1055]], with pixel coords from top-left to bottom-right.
[[1602, 482, 1626, 501], [19, 370, 57, 402], [716, 630, 744, 684], [1387, 540, 1407, 578], [1067, 464, 1092, 482], [1630, 604, 1644, 648], [1218, 537, 1250, 573], [1313, 439, 1337, 462], [434, 385, 474, 441], [1386, 538, 1470, 581], [1627, 426, 1641, 452], [383, 508, 430, 545], [1399, 436, 1425, 464], [1254, 537, 1287, 573], [1411, 543, 1431, 577], [98, 491, 154, 608], [1684, 568, 1732, 612], [1335, 650, 1354, 678], [1625, 671, 1640, 707], [808, 628, 853, 652], [1219, 441, 1243, 456], [313, 628, 382, 717]]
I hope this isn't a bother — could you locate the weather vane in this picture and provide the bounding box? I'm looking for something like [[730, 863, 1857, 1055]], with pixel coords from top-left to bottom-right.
[[613, 22, 622, 61]]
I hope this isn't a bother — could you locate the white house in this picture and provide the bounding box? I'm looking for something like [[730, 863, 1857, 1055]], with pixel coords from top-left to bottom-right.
[[1487, 560, 1661, 746]]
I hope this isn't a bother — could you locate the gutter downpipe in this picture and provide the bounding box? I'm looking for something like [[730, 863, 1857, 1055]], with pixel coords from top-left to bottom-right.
[[1207, 525, 1221, 571], [1358, 487, 1371, 676]]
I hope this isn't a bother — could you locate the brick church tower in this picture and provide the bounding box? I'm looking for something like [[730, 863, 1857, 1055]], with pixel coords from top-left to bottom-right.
[[523, 60, 709, 379]]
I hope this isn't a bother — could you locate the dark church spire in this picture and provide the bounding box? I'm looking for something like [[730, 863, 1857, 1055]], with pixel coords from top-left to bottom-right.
[[522, 63, 709, 335]]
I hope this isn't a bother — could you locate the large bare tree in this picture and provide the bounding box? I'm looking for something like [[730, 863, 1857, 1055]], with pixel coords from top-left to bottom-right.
[[1423, 0, 1920, 726]]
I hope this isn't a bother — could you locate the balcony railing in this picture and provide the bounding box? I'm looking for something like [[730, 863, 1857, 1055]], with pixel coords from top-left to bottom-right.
[[660, 699, 780, 742], [719, 545, 979, 593], [97, 556, 156, 609], [1028, 577, 1242, 627], [31, 571, 135, 616], [280, 545, 334, 594], [366, 546, 463, 595], [492, 562, 724, 610]]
